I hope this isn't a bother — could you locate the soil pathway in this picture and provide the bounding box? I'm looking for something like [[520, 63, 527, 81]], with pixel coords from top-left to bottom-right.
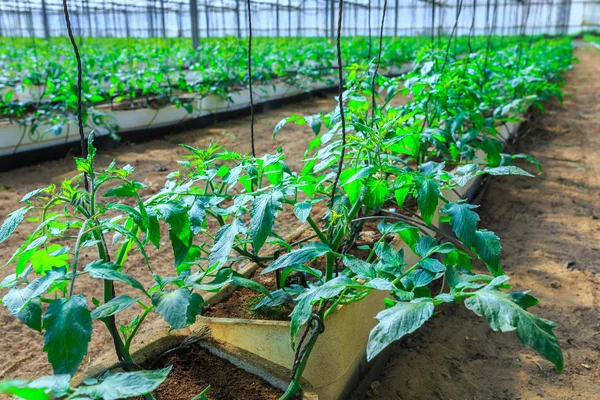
[[369, 46, 600, 400]]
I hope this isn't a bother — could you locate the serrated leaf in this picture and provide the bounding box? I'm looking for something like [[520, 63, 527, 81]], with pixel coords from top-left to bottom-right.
[[91, 295, 139, 319], [21, 186, 52, 203], [154, 202, 190, 244], [418, 258, 446, 273], [189, 198, 209, 235], [152, 288, 203, 330], [367, 300, 434, 360], [42, 295, 92, 376], [103, 181, 146, 197], [474, 230, 503, 276], [250, 190, 284, 253], [441, 203, 480, 247], [209, 218, 247, 268], [230, 273, 270, 297], [261, 242, 330, 275], [290, 276, 352, 344], [293, 201, 312, 223], [481, 166, 534, 177], [84, 260, 148, 295], [73, 367, 171, 399], [3, 268, 67, 321], [465, 284, 563, 372], [0, 207, 32, 244], [343, 255, 376, 279], [415, 177, 441, 225], [0, 375, 70, 400]]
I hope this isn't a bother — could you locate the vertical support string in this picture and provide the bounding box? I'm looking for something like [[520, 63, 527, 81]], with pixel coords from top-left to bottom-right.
[[247, 0, 256, 158], [329, 0, 346, 208], [371, 0, 388, 126], [62, 0, 86, 161]]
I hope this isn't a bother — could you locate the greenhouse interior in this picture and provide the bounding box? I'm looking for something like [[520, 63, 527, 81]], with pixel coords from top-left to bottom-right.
[[0, 0, 598, 399]]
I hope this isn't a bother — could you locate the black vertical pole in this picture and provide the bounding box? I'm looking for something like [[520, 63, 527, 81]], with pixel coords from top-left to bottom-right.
[[190, 0, 199, 47]]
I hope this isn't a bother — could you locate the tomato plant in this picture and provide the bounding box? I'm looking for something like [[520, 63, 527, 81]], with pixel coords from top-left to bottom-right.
[[0, 36, 573, 399]]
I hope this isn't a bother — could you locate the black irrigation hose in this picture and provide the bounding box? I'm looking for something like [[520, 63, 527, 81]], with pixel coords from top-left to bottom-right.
[[371, 0, 388, 126], [247, 0, 256, 158], [329, 0, 347, 209]]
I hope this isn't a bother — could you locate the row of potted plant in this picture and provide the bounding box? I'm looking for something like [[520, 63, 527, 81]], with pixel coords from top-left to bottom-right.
[[0, 37, 573, 399], [0, 35, 529, 144]]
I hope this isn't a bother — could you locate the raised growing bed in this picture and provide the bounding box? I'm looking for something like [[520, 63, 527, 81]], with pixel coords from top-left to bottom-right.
[[188, 121, 522, 400], [72, 329, 318, 400]]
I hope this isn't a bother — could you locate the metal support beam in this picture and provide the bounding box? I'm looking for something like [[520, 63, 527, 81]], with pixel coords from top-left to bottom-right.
[[205, 2, 210, 37], [41, 0, 50, 39], [190, 0, 199, 47], [161, 0, 167, 37], [235, 0, 241, 37], [395, 0, 400, 36], [330, 0, 336, 38]]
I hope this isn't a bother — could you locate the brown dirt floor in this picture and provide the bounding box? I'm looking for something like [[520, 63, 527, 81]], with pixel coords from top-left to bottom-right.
[[0, 93, 340, 380], [367, 47, 600, 400]]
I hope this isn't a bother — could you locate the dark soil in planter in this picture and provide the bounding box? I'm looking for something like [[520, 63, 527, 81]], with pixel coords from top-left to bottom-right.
[[138, 343, 299, 400]]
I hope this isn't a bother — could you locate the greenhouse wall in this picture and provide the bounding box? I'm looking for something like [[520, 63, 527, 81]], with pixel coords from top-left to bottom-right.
[[1, 0, 599, 39]]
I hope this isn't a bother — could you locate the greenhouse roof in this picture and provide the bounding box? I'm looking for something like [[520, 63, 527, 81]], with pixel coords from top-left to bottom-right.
[[0, 0, 426, 13]]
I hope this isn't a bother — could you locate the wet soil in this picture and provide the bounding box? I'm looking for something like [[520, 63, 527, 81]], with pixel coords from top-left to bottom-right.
[[368, 46, 600, 400]]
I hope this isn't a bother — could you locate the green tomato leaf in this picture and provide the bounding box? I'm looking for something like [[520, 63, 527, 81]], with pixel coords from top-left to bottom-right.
[[290, 276, 352, 345], [261, 242, 331, 275], [152, 288, 203, 330], [84, 260, 148, 296], [481, 165, 534, 177], [103, 181, 146, 197], [0, 206, 32, 244], [293, 201, 312, 223], [73, 367, 171, 399], [474, 230, 503, 276], [250, 190, 284, 253], [367, 300, 434, 361], [209, 218, 247, 268], [465, 279, 563, 372], [42, 295, 92, 376], [0, 375, 70, 400], [440, 202, 480, 248], [415, 177, 441, 225], [3, 267, 67, 324], [91, 295, 140, 320]]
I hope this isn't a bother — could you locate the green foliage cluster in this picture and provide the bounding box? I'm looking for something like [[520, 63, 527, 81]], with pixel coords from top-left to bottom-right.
[[1, 35, 533, 140], [0, 37, 573, 399]]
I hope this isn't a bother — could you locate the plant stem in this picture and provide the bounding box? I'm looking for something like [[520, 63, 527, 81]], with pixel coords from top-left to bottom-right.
[[279, 310, 324, 400], [306, 215, 328, 244]]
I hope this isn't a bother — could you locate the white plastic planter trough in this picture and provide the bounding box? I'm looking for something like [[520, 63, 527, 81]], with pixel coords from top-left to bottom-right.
[[0, 119, 86, 157], [92, 103, 201, 135]]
